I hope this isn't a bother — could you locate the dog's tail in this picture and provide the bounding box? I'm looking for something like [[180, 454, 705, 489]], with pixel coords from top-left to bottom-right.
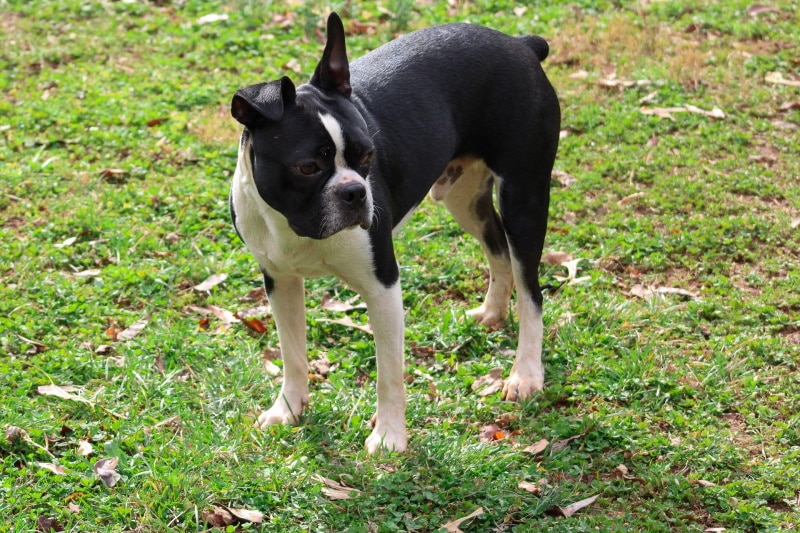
[[518, 35, 550, 62]]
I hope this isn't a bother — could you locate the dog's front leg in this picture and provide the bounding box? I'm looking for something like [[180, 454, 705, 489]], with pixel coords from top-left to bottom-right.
[[362, 281, 407, 454], [256, 274, 309, 427]]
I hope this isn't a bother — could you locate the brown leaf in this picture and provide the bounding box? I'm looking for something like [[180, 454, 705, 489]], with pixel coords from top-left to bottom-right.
[[35, 462, 66, 475], [518, 480, 542, 495], [550, 432, 587, 454], [630, 284, 655, 299], [310, 355, 332, 377], [551, 170, 577, 188], [765, 72, 800, 87], [18, 334, 47, 354], [542, 251, 573, 265], [471, 368, 504, 396], [315, 475, 361, 500], [234, 312, 268, 334], [67, 502, 81, 514], [99, 168, 128, 182], [479, 424, 507, 443], [93, 457, 121, 487], [441, 507, 484, 533], [76, 440, 94, 456], [241, 286, 267, 302], [194, 273, 228, 291], [227, 507, 263, 523], [747, 4, 782, 17], [36, 516, 63, 533], [95, 344, 113, 355], [203, 506, 235, 527], [6, 425, 25, 442], [319, 316, 373, 335], [37, 385, 90, 403], [779, 101, 800, 111], [116, 318, 148, 341], [321, 293, 367, 312], [692, 479, 716, 487], [523, 438, 550, 455], [550, 494, 599, 517], [146, 117, 168, 127]]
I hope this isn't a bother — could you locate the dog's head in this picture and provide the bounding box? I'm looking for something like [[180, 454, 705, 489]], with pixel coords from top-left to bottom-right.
[[231, 13, 374, 239]]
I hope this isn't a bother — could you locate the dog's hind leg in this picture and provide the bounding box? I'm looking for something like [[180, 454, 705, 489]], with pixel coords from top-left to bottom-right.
[[431, 158, 513, 328]]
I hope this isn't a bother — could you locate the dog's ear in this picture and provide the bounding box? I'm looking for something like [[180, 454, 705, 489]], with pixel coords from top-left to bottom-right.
[[310, 12, 351, 97], [231, 76, 296, 129]]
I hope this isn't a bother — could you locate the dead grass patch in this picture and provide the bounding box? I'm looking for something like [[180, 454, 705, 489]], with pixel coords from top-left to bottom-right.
[[188, 104, 242, 147]]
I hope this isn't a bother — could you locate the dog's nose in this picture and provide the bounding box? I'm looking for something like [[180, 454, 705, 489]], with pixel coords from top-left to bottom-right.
[[336, 181, 367, 208]]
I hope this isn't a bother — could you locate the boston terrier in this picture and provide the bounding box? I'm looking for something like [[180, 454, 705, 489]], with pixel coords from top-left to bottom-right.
[[229, 13, 560, 454]]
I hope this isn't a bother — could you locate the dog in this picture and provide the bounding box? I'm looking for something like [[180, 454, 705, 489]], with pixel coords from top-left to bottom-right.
[[229, 13, 560, 454]]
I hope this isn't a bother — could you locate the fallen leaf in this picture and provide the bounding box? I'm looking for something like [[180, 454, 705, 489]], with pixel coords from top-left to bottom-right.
[[321, 293, 367, 312], [315, 475, 361, 500], [227, 507, 263, 523], [551, 170, 577, 188], [550, 494, 600, 517], [640, 106, 686, 120], [37, 385, 90, 403], [618, 192, 646, 206], [17, 334, 47, 354], [518, 480, 548, 495], [5, 425, 25, 442], [692, 479, 716, 487], [36, 516, 63, 533], [471, 368, 504, 396], [241, 287, 267, 302], [93, 457, 121, 488], [116, 318, 148, 341], [35, 462, 66, 475], [747, 4, 781, 17], [550, 432, 587, 454], [765, 71, 800, 87], [202, 506, 235, 527], [611, 464, 629, 479], [479, 423, 506, 442], [553, 258, 590, 285], [74, 268, 102, 278], [779, 101, 800, 111], [197, 13, 228, 24], [441, 507, 484, 533], [67, 502, 80, 514], [542, 251, 573, 265], [630, 284, 655, 299], [95, 344, 113, 355], [54, 236, 77, 248], [236, 305, 271, 319], [146, 117, 168, 127], [76, 440, 94, 456], [194, 273, 228, 291], [318, 316, 373, 335], [234, 311, 268, 334], [310, 355, 332, 376], [655, 286, 699, 299], [523, 438, 550, 455], [99, 168, 128, 182]]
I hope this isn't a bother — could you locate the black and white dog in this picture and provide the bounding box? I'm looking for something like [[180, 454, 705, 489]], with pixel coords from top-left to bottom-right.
[[229, 13, 560, 454]]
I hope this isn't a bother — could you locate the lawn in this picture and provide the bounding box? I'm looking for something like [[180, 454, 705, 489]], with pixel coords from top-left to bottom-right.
[[1, 0, 799, 531]]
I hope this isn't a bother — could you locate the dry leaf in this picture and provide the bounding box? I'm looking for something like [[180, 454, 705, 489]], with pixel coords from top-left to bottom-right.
[[203, 506, 235, 527], [518, 480, 541, 495], [197, 13, 228, 24], [93, 457, 121, 488], [479, 423, 506, 442], [6, 425, 25, 442], [551, 494, 600, 517], [36, 516, 63, 533], [35, 462, 66, 475], [790, 218, 800, 229], [542, 251, 573, 265], [241, 286, 267, 302], [471, 368, 504, 396], [553, 258, 590, 285], [234, 312, 268, 334], [227, 507, 263, 523], [315, 475, 361, 500], [116, 318, 148, 341], [310, 356, 332, 377], [318, 316, 373, 335], [550, 432, 586, 454], [441, 507, 484, 533], [765, 72, 800, 87], [37, 385, 90, 404], [692, 479, 716, 487], [655, 286, 699, 299], [523, 438, 550, 455], [630, 284, 654, 299], [321, 293, 367, 312], [54, 236, 77, 248], [551, 170, 577, 188], [67, 502, 81, 514], [76, 440, 94, 456], [194, 273, 228, 291], [73, 269, 101, 278], [747, 4, 781, 16]]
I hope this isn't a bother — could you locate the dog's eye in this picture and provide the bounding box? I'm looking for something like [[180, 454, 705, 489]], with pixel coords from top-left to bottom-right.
[[296, 162, 320, 175], [358, 152, 374, 168]]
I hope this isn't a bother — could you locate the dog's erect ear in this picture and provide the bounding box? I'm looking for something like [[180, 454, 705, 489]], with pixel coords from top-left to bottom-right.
[[231, 76, 296, 129], [310, 12, 351, 97]]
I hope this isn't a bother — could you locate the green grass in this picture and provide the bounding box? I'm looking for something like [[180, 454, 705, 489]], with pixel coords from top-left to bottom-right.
[[2, 0, 799, 531]]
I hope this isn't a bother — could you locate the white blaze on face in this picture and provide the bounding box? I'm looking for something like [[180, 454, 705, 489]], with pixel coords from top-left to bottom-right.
[[319, 113, 348, 168]]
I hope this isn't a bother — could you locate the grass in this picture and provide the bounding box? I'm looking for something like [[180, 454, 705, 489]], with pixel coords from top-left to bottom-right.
[[1, 0, 799, 531]]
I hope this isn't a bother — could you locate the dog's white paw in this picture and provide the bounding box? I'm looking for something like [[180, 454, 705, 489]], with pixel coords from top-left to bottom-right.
[[501, 370, 544, 402], [255, 396, 306, 428], [365, 420, 407, 455], [467, 304, 507, 329]]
